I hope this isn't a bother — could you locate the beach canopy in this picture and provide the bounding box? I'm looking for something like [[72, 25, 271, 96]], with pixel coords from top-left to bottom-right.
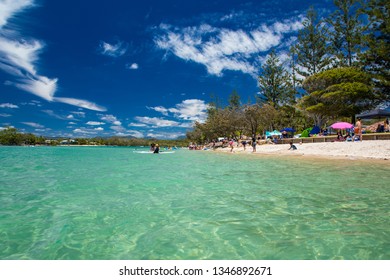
[[280, 127, 295, 133], [330, 122, 354, 130], [355, 108, 390, 119], [266, 130, 282, 136], [310, 126, 320, 134]]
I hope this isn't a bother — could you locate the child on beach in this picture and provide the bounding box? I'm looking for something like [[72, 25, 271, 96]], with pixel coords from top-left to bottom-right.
[[288, 141, 297, 150]]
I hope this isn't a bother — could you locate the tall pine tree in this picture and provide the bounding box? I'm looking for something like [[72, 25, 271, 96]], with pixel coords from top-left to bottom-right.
[[328, 0, 366, 67], [291, 7, 332, 79], [258, 50, 294, 108], [360, 0, 390, 100]]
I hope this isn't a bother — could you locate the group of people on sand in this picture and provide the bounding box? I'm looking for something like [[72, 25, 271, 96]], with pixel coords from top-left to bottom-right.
[[227, 134, 259, 153]]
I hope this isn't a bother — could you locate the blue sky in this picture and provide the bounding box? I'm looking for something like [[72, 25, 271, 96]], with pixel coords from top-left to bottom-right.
[[0, 0, 333, 139]]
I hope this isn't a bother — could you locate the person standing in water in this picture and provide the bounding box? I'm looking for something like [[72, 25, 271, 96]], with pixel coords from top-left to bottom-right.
[[153, 144, 160, 153]]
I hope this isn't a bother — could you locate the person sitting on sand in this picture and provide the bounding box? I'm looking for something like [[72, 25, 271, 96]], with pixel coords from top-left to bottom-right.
[[336, 131, 344, 141], [344, 132, 352, 141], [288, 141, 297, 150]]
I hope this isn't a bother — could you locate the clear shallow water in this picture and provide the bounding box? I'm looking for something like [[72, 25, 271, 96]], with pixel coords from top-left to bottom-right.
[[0, 146, 389, 260]]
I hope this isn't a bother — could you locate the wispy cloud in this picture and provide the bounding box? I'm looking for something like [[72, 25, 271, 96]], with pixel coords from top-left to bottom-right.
[[147, 131, 185, 140], [41, 109, 69, 120], [0, 113, 12, 117], [86, 121, 105, 126], [134, 116, 180, 127], [155, 18, 303, 77], [0, 1, 106, 111], [21, 121, 44, 128], [0, 103, 19, 108], [0, 0, 34, 29], [98, 40, 128, 57], [128, 122, 148, 127], [54, 97, 106, 112]]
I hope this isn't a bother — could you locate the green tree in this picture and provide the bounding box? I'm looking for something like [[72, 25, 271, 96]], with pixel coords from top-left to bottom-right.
[[0, 127, 23, 145], [258, 50, 294, 107], [243, 104, 262, 136], [328, 0, 366, 67], [291, 7, 332, 79], [302, 67, 379, 123], [360, 0, 390, 99]]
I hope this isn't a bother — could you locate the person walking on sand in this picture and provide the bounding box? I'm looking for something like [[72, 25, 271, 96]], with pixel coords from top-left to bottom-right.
[[355, 118, 363, 141], [229, 139, 234, 152], [251, 135, 257, 152]]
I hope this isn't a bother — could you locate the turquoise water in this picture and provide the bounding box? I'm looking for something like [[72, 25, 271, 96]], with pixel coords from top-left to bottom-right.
[[0, 146, 389, 260]]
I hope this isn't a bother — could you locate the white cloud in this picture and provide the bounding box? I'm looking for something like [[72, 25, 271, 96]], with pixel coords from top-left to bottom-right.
[[0, 0, 34, 29], [127, 130, 144, 138], [94, 127, 104, 131], [54, 97, 107, 112], [0, 113, 11, 117], [110, 125, 125, 132], [147, 131, 185, 139], [99, 40, 127, 57], [146, 105, 168, 116], [0, 1, 106, 112], [73, 128, 98, 135], [149, 99, 208, 122], [0, 103, 19, 108], [126, 63, 139, 70], [155, 18, 303, 76], [134, 116, 180, 127], [99, 114, 122, 125], [21, 100, 42, 106], [21, 121, 44, 128], [128, 122, 147, 127], [87, 121, 105, 126], [41, 109, 69, 120], [71, 111, 86, 118]]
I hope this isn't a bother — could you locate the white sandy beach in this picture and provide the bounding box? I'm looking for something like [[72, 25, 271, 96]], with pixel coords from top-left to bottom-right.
[[217, 140, 390, 161]]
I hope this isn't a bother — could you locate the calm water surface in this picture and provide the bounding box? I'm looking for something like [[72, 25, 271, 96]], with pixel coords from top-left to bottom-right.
[[0, 146, 389, 259]]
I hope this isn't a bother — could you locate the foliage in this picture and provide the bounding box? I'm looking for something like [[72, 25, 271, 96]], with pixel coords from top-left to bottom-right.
[[0, 127, 45, 145], [302, 67, 378, 123], [359, 0, 390, 99], [327, 0, 366, 67], [291, 7, 332, 79], [258, 50, 295, 107]]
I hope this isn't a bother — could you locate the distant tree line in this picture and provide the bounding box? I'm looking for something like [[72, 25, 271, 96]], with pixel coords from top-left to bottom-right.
[[187, 0, 389, 143], [0, 127, 189, 147]]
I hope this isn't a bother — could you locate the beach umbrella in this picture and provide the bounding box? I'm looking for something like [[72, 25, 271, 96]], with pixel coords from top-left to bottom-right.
[[330, 122, 353, 130], [272, 130, 282, 136]]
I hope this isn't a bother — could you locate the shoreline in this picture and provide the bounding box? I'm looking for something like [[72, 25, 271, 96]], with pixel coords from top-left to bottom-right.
[[213, 139, 390, 162]]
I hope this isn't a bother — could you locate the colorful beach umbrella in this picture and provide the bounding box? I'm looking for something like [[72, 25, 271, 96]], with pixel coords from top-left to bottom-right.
[[330, 122, 354, 130]]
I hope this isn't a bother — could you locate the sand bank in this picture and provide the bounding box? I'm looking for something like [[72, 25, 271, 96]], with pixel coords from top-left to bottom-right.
[[216, 140, 390, 161]]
